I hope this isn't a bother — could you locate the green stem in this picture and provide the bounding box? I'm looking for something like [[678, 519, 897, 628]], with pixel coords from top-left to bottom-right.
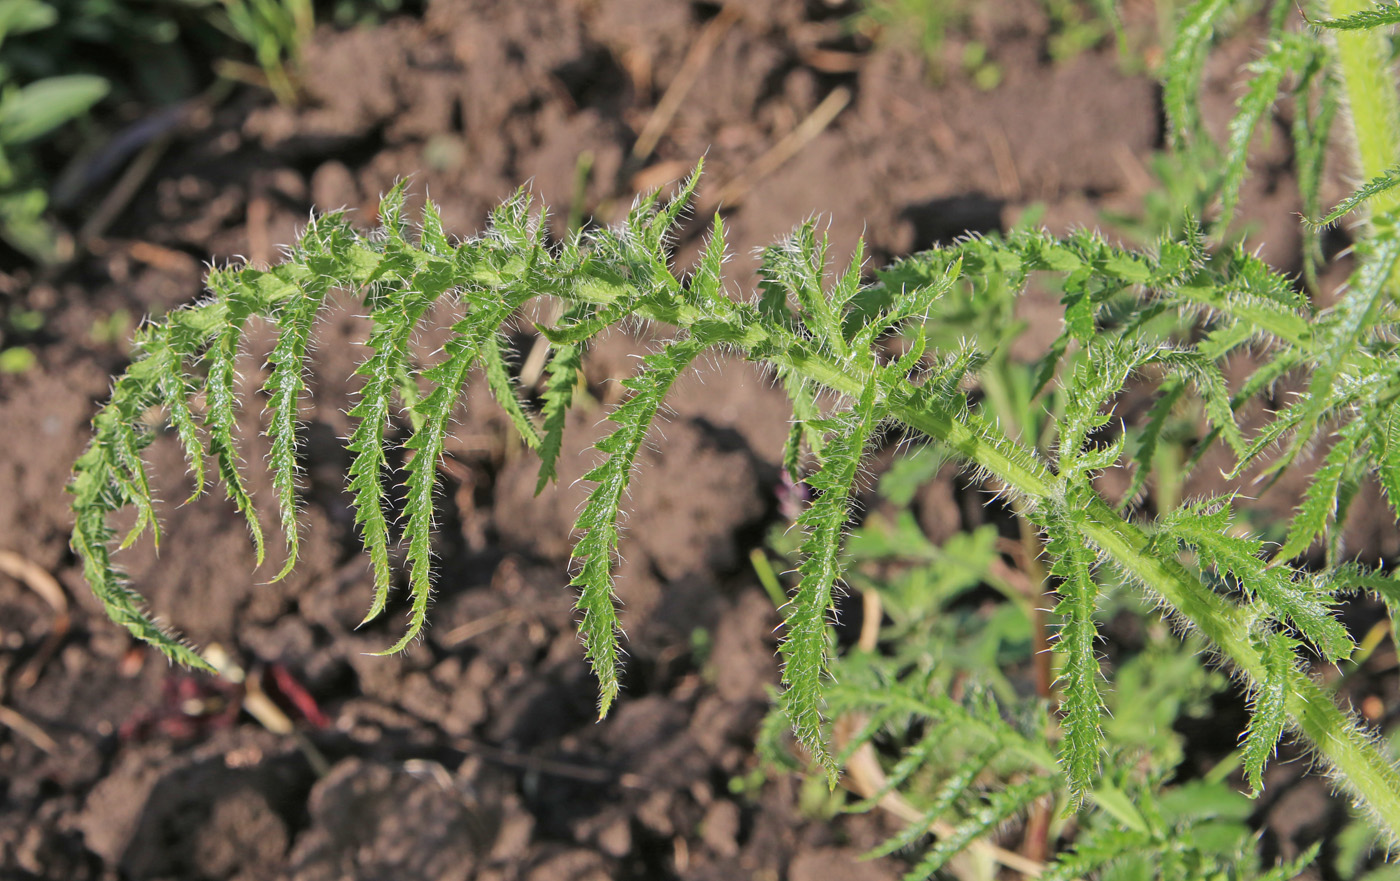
[[892, 397, 1400, 838], [1325, 0, 1400, 222]]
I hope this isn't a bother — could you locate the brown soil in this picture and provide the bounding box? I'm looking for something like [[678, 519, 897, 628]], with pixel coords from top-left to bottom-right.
[[0, 1, 1384, 879]]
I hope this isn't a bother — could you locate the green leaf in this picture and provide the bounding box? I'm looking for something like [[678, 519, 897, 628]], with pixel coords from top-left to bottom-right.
[[861, 744, 1001, 859], [1259, 843, 1321, 881], [202, 270, 268, 568], [262, 258, 334, 581], [1276, 421, 1365, 561], [1218, 35, 1314, 233], [1040, 827, 1153, 881], [1161, 0, 1231, 149], [1311, 3, 1400, 30], [481, 333, 542, 450], [1061, 286, 1095, 341], [0, 75, 109, 144], [1154, 349, 1247, 457], [780, 373, 827, 481], [1164, 502, 1353, 660], [534, 306, 592, 495], [1089, 782, 1149, 833], [346, 281, 438, 627], [851, 260, 959, 354], [0, 0, 57, 39], [1293, 64, 1339, 289], [780, 378, 882, 778], [902, 776, 1055, 880], [1243, 631, 1295, 794], [1310, 164, 1400, 228], [1057, 340, 1142, 482], [1375, 408, 1400, 520], [1285, 237, 1400, 468], [382, 304, 520, 655], [1121, 376, 1184, 510], [570, 336, 707, 716], [1043, 510, 1106, 804], [759, 222, 846, 356]]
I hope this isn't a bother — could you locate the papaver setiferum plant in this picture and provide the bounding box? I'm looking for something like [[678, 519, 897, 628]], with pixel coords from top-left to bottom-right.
[[69, 1, 1400, 874]]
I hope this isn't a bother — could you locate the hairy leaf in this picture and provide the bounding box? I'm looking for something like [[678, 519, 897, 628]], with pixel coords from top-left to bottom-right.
[[781, 378, 881, 778], [570, 336, 707, 715], [534, 304, 593, 495], [862, 744, 1002, 860], [1242, 631, 1294, 793], [1310, 164, 1400, 228], [1218, 35, 1315, 232], [1162, 0, 1231, 149], [1164, 503, 1353, 660], [902, 776, 1056, 881], [1276, 420, 1365, 561], [1044, 511, 1106, 804], [263, 255, 335, 580], [1284, 237, 1400, 469], [1311, 3, 1400, 31]]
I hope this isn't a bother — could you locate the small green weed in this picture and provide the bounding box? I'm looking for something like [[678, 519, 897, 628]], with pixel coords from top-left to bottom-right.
[[0, 0, 107, 261], [205, 0, 311, 104], [852, 0, 1114, 84]]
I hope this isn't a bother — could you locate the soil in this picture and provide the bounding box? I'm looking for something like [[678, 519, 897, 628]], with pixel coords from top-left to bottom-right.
[[0, 1, 1389, 879]]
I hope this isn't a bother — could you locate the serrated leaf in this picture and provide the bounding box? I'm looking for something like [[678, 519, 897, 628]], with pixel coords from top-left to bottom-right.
[[1162, 0, 1231, 149], [535, 307, 592, 495], [1311, 164, 1400, 228], [1058, 340, 1142, 481], [686, 212, 729, 309], [570, 336, 707, 716], [1121, 376, 1185, 510], [377, 179, 412, 242], [1286, 237, 1400, 467], [852, 261, 959, 354], [847, 726, 951, 818], [761, 222, 848, 356], [1276, 421, 1365, 561], [1165, 502, 1353, 660], [902, 776, 1055, 880], [419, 198, 451, 254], [1243, 631, 1294, 793], [202, 272, 266, 567], [1039, 827, 1153, 881], [1154, 349, 1247, 457], [780, 373, 827, 482], [481, 333, 542, 450], [1043, 511, 1105, 804], [1061, 287, 1095, 341], [1293, 64, 1338, 289], [1376, 408, 1400, 519], [262, 258, 333, 581], [347, 291, 436, 626], [1311, 3, 1400, 30], [1217, 36, 1314, 233], [861, 744, 1001, 860], [380, 307, 521, 655], [780, 378, 881, 779]]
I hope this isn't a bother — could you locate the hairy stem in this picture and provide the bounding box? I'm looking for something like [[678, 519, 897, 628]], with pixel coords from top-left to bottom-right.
[[580, 277, 1400, 841], [1325, 0, 1400, 222]]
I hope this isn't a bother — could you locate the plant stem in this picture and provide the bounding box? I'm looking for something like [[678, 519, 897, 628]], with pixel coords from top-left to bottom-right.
[[1324, 0, 1400, 222], [540, 245, 1400, 838], [781, 344, 1400, 839], [896, 415, 1400, 841], [888, 389, 1400, 837]]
